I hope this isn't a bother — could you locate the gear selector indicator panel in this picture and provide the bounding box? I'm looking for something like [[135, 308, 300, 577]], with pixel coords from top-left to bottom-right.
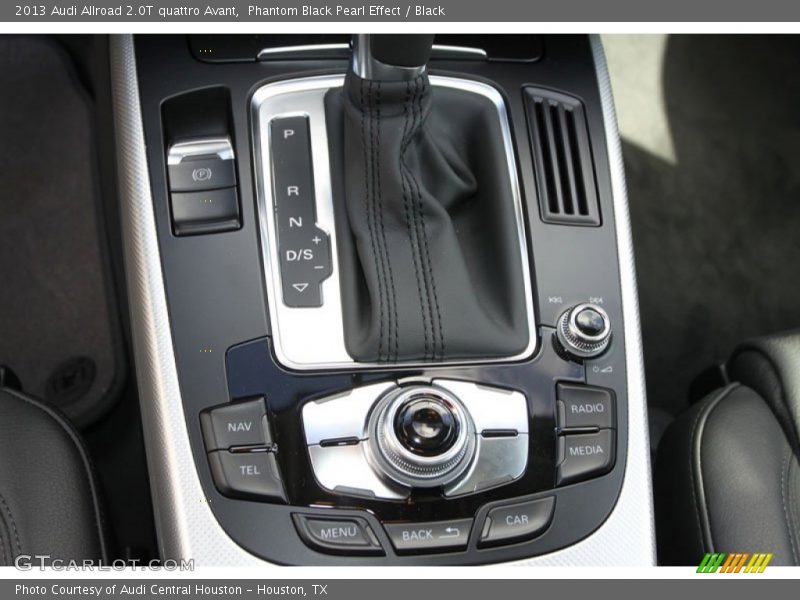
[[269, 116, 332, 307]]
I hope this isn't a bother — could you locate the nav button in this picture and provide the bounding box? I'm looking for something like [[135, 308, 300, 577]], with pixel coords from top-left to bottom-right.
[[383, 518, 473, 554], [200, 397, 271, 451], [479, 497, 555, 547]]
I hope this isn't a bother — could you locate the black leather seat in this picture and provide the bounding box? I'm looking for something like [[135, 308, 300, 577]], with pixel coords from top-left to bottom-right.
[[655, 331, 800, 565], [0, 387, 107, 565]]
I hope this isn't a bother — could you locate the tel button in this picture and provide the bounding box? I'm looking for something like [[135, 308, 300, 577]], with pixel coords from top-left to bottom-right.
[[479, 497, 555, 547], [207, 451, 286, 501], [383, 518, 473, 553]]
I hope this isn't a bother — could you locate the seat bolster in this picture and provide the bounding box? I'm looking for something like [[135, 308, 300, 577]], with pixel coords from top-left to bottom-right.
[[729, 330, 800, 453], [655, 383, 800, 565], [0, 388, 107, 565]]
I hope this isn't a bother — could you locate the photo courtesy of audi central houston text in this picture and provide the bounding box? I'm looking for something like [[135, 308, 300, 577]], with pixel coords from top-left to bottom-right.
[[0, 32, 798, 569]]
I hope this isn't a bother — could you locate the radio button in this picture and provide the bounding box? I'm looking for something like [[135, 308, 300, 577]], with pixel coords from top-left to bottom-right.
[[557, 383, 615, 430]]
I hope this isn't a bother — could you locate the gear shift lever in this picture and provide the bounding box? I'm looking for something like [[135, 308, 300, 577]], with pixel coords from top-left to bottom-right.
[[352, 34, 435, 81], [325, 35, 530, 363]]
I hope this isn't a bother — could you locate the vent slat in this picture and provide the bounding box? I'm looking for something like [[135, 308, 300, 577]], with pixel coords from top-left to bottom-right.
[[555, 103, 577, 215], [525, 88, 601, 226], [533, 99, 559, 215], [541, 99, 565, 216]]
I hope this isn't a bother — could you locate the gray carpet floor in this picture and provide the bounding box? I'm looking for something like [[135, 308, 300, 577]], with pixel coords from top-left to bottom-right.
[[0, 36, 121, 427], [604, 35, 800, 416]]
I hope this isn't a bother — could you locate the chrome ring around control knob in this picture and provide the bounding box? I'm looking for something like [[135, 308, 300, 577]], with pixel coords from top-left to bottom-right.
[[556, 303, 612, 359], [367, 385, 476, 488]]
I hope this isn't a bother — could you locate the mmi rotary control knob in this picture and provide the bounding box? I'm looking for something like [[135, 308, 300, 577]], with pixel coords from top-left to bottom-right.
[[556, 303, 612, 359], [367, 385, 476, 489]]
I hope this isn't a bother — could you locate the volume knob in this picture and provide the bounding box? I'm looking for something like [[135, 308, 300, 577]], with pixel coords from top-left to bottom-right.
[[556, 303, 612, 359]]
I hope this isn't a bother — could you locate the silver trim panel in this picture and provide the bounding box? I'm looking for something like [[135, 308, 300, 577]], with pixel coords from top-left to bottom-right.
[[255, 43, 487, 62], [307, 443, 408, 501], [301, 379, 529, 500], [444, 435, 529, 497], [431, 44, 487, 60], [166, 137, 234, 165], [257, 43, 351, 61], [301, 381, 395, 445], [434, 380, 529, 434], [111, 35, 258, 564], [251, 74, 536, 370], [511, 35, 656, 567]]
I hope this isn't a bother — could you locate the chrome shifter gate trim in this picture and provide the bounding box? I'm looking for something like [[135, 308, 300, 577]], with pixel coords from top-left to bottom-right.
[[251, 74, 537, 370]]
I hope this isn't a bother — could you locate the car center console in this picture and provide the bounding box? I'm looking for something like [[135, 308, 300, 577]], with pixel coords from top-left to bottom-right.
[[111, 33, 656, 565]]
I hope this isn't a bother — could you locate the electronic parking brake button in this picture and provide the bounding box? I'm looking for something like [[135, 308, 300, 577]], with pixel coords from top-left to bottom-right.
[[557, 429, 615, 485], [384, 518, 473, 553], [294, 515, 383, 555], [479, 497, 555, 547], [167, 137, 237, 193], [201, 397, 272, 451]]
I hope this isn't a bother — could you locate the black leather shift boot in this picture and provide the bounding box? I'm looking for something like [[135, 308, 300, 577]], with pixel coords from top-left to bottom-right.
[[326, 72, 529, 362]]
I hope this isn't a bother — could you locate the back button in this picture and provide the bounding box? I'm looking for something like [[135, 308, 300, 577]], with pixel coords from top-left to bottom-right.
[[383, 518, 473, 554]]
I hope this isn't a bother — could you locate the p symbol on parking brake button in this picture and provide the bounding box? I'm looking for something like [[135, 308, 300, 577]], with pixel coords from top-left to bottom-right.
[[283, 128, 295, 139]]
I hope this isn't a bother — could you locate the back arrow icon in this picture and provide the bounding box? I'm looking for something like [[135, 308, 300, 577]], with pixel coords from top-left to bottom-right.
[[439, 527, 460, 538]]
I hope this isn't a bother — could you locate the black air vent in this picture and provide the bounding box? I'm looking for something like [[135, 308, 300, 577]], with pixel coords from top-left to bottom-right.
[[524, 88, 600, 226]]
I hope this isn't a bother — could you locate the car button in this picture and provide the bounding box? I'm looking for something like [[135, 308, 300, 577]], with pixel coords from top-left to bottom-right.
[[557, 429, 615, 485], [201, 397, 272, 451], [479, 497, 555, 547], [208, 450, 286, 501], [557, 383, 615, 430], [383, 518, 473, 553], [293, 515, 383, 555]]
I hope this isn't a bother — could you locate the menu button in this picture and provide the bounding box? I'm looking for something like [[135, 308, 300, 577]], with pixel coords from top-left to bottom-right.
[[294, 515, 383, 555]]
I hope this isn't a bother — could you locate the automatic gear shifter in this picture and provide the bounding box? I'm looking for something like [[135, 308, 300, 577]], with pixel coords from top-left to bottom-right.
[[326, 34, 530, 363]]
